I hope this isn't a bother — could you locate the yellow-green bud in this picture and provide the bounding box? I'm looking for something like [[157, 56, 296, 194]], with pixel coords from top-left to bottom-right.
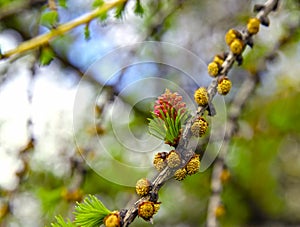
[[230, 39, 244, 55], [191, 118, 208, 137], [104, 211, 121, 227], [247, 17, 260, 35], [166, 150, 181, 168], [194, 87, 209, 106], [225, 29, 242, 46], [186, 154, 200, 175], [215, 204, 226, 219], [220, 169, 231, 183], [213, 54, 225, 66], [61, 188, 83, 202], [217, 77, 232, 95], [138, 201, 160, 221], [153, 203, 160, 214], [207, 62, 220, 77], [136, 178, 151, 196], [153, 152, 167, 171], [174, 168, 187, 181]]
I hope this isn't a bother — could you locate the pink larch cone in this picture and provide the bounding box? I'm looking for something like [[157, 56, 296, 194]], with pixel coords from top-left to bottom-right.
[[153, 89, 186, 120]]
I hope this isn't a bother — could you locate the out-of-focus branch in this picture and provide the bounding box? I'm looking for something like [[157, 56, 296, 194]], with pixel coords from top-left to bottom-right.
[[206, 75, 258, 227], [0, 0, 46, 20], [144, 0, 184, 41], [0, 0, 127, 59], [206, 11, 300, 227]]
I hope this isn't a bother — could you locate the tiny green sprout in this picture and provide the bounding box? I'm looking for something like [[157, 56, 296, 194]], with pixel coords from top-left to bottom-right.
[[84, 23, 91, 41], [51, 215, 76, 227], [40, 11, 59, 29], [40, 46, 55, 66], [74, 195, 111, 227], [134, 0, 144, 17], [115, 2, 127, 19]]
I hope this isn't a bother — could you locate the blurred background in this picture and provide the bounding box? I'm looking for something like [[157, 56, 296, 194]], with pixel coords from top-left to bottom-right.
[[0, 0, 300, 226]]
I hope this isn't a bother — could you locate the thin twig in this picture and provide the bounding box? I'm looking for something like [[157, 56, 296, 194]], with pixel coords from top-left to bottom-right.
[[0, 0, 127, 59], [206, 75, 258, 227], [145, 0, 184, 41]]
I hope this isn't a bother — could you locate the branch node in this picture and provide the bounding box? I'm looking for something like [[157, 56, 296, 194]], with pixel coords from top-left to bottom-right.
[[260, 16, 270, 26], [253, 4, 265, 12]]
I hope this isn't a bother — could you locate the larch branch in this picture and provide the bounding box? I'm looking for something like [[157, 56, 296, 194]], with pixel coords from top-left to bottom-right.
[[121, 0, 280, 226]]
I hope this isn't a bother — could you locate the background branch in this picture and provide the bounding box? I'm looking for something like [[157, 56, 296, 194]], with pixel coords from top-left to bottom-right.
[[0, 0, 127, 59], [206, 75, 258, 227], [206, 16, 300, 227]]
